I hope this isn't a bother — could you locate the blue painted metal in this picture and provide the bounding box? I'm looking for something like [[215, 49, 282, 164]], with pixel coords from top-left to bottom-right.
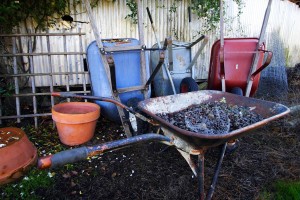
[[150, 41, 192, 96], [86, 38, 150, 122]]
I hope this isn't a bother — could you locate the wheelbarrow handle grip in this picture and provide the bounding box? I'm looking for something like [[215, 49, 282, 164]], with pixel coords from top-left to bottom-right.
[[38, 147, 88, 169], [146, 7, 153, 24], [188, 6, 191, 23]]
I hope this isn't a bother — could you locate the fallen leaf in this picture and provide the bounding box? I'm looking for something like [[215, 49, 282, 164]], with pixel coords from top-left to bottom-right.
[[70, 181, 76, 187], [71, 171, 78, 175], [62, 173, 71, 178]]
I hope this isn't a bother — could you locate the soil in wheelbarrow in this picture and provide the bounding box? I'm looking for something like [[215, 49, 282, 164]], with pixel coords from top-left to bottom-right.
[[157, 101, 263, 134]]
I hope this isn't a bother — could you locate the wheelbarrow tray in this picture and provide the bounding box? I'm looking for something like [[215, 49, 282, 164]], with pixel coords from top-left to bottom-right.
[[138, 90, 290, 148], [207, 38, 266, 96]]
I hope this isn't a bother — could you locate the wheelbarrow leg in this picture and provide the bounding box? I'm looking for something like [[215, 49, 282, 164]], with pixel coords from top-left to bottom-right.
[[198, 153, 205, 200], [196, 143, 227, 200], [205, 143, 227, 200]]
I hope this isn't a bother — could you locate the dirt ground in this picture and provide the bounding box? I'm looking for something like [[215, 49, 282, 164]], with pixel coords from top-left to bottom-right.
[[1, 66, 300, 200]]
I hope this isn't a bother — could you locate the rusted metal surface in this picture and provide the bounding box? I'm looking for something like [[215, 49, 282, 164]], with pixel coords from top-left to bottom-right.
[[37, 155, 53, 170], [161, 127, 205, 155], [37, 133, 171, 169], [177, 149, 198, 176], [206, 143, 227, 200], [198, 153, 205, 200], [138, 90, 290, 148]]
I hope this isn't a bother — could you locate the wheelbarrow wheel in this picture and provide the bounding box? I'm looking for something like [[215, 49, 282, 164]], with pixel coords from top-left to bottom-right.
[[225, 139, 240, 154], [180, 77, 199, 93], [230, 87, 243, 96]]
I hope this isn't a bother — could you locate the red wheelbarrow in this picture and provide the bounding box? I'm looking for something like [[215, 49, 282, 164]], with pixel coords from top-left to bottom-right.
[[207, 0, 273, 97], [207, 38, 273, 97]]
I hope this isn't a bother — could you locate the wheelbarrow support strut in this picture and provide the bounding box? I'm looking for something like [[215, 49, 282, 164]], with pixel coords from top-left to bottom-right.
[[175, 143, 227, 200]]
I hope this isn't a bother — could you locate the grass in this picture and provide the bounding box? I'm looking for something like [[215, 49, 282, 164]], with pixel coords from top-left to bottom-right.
[[1, 169, 54, 200], [261, 180, 300, 200], [0, 123, 65, 200]]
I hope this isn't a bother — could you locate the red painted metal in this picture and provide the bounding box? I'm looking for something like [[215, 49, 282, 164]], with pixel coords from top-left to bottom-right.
[[207, 38, 270, 96]]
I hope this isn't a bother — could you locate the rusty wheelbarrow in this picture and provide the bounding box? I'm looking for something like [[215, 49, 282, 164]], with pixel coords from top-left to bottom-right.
[[34, 90, 289, 200]]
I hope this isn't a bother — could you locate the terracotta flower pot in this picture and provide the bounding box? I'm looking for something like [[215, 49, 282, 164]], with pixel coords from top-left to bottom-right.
[[0, 127, 37, 185], [52, 102, 100, 146]]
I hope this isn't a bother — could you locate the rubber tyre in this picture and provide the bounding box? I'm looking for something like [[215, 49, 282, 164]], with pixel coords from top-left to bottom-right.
[[180, 77, 199, 93], [230, 87, 243, 96]]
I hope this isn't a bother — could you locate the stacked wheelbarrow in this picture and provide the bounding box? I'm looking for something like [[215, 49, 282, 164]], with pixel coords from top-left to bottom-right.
[[207, 0, 273, 98]]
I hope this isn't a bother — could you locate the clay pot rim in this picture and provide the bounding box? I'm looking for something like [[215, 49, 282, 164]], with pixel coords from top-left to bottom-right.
[[0, 127, 26, 147], [52, 102, 100, 124], [0, 127, 27, 148]]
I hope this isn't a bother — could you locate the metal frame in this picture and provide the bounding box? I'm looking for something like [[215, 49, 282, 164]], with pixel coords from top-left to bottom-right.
[[245, 0, 273, 97], [0, 32, 89, 127]]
